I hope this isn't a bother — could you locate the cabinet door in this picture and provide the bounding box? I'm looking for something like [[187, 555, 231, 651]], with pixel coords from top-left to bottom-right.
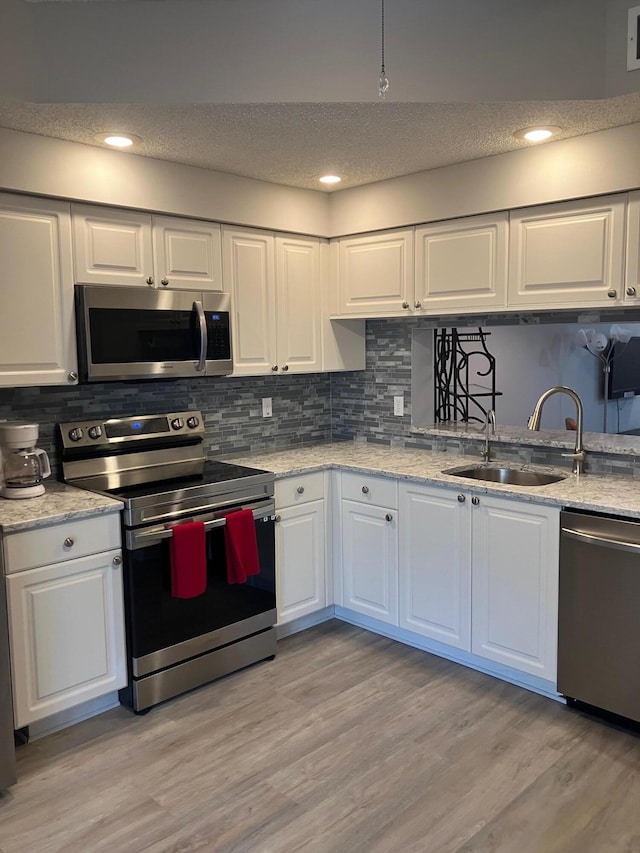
[[223, 227, 277, 375], [624, 190, 640, 305], [471, 495, 559, 682], [72, 204, 154, 287], [275, 235, 322, 373], [337, 229, 414, 316], [508, 195, 625, 308], [275, 500, 326, 624], [7, 549, 127, 728], [415, 213, 508, 313], [399, 484, 471, 650], [152, 216, 223, 291], [0, 194, 77, 387], [341, 499, 398, 625]]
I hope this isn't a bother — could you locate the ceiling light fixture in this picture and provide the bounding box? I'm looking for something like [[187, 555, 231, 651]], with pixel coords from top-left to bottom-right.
[[319, 175, 342, 185], [378, 0, 389, 99], [94, 133, 142, 149], [513, 126, 562, 143]]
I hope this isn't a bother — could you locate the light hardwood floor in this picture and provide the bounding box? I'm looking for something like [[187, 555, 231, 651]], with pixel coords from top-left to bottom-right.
[[1, 621, 639, 853]]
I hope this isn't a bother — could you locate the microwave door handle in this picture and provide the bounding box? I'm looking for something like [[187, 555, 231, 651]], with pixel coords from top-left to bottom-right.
[[194, 300, 207, 372]]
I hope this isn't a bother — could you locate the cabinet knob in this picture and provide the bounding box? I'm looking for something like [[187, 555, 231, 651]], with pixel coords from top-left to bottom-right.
[[472, 496, 480, 506], [271, 365, 279, 372], [414, 301, 422, 309], [146, 276, 154, 286], [296, 486, 305, 494], [361, 485, 369, 494], [607, 289, 617, 299], [274, 514, 281, 523], [457, 494, 465, 503], [112, 554, 122, 566], [161, 278, 169, 286], [63, 537, 75, 548], [67, 371, 78, 383], [281, 365, 289, 372], [385, 513, 393, 522], [402, 302, 410, 309], [627, 286, 637, 297]]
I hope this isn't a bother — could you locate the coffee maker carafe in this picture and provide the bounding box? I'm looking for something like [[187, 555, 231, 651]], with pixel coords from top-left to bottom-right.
[[0, 422, 51, 499]]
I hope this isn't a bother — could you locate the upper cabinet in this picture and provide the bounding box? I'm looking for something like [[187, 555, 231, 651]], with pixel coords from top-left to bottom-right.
[[334, 228, 414, 316], [625, 190, 640, 305], [508, 195, 626, 309], [224, 227, 364, 377], [0, 193, 78, 387], [414, 213, 508, 314], [72, 205, 223, 291]]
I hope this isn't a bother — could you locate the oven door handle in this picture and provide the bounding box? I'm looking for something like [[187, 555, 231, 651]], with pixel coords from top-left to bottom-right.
[[194, 300, 207, 372], [125, 500, 275, 550]]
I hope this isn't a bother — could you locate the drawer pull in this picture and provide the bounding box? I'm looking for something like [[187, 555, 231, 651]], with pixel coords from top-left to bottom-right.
[[113, 554, 122, 566], [274, 514, 281, 523], [361, 485, 369, 494], [385, 513, 393, 522], [296, 486, 304, 494], [63, 537, 75, 548]]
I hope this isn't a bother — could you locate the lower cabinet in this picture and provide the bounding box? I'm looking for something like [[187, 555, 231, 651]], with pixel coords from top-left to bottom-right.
[[339, 473, 399, 626], [275, 473, 327, 625], [4, 515, 126, 728], [398, 482, 559, 683]]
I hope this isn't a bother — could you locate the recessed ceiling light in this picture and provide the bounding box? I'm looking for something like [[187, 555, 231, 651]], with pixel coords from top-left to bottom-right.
[[513, 126, 562, 143], [94, 133, 142, 149], [319, 175, 342, 185]]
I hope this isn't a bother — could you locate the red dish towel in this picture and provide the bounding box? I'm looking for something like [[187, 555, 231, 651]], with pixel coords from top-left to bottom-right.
[[224, 509, 260, 584], [170, 521, 207, 599]]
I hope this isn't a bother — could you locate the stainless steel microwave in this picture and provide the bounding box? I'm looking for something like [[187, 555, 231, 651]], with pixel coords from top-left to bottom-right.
[[75, 284, 233, 382]]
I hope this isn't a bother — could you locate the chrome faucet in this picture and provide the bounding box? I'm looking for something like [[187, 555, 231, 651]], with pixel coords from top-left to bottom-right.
[[482, 409, 496, 462], [528, 386, 586, 475]]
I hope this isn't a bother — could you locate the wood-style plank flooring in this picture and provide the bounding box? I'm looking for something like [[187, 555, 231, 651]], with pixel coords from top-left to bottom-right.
[[1, 621, 639, 853]]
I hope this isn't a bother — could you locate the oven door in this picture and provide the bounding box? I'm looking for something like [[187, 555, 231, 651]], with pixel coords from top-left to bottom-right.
[[122, 499, 275, 681], [75, 284, 233, 381]]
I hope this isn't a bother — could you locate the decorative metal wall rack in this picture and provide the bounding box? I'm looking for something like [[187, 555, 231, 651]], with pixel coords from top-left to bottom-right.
[[433, 327, 502, 423]]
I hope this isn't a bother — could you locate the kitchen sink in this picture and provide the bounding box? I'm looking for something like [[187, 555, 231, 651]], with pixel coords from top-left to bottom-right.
[[442, 465, 567, 487]]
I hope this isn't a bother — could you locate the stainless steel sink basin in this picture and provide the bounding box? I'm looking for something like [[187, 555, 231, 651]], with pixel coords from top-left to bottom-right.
[[443, 466, 567, 487]]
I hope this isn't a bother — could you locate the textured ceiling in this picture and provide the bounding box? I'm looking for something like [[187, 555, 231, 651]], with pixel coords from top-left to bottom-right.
[[3, 95, 640, 192]]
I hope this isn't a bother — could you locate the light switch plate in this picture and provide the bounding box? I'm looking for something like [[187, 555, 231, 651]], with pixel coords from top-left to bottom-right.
[[262, 397, 272, 418], [394, 395, 404, 416]]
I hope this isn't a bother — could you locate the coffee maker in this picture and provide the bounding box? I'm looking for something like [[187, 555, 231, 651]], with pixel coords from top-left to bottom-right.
[[0, 422, 51, 499]]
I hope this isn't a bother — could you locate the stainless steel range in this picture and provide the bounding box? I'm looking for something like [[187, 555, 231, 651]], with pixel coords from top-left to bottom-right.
[[59, 411, 276, 713]]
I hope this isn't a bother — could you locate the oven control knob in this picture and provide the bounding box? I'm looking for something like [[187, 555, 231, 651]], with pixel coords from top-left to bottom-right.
[[88, 425, 103, 440], [186, 416, 200, 429], [68, 427, 84, 442], [171, 418, 185, 430]]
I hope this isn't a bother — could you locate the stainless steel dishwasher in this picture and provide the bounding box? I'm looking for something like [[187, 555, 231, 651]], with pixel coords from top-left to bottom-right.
[[558, 510, 640, 723]]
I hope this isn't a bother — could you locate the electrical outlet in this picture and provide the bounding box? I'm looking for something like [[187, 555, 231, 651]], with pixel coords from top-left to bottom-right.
[[394, 395, 404, 417], [262, 397, 272, 418]]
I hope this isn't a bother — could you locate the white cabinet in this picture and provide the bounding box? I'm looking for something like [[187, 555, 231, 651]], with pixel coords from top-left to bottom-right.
[[3, 513, 126, 728], [334, 228, 414, 317], [275, 473, 327, 624], [224, 227, 364, 376], [399, 483, 471, 650], [339, 473, 398, 625], [471, 494, 559, 682], [624, 190, 640, 305], [0, 193, 77, 388], [414, 213, 508, 314], [508, 195, 626, 309], [72, 205, 223, 291]]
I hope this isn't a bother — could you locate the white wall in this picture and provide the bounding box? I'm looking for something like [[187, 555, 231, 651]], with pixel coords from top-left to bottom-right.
[[329, 122, 640, 236], [18, 0, 608, 104], [0, 128, 330, 236]]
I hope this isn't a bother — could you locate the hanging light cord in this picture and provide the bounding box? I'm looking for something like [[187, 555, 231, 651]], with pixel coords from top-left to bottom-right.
[[379, 0, 389, 98]]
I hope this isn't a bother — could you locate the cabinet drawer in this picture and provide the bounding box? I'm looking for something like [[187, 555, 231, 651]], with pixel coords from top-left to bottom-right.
[[3, 513, 121, 574], [341, 471, 398, 509], [275, 472, 324, 508]]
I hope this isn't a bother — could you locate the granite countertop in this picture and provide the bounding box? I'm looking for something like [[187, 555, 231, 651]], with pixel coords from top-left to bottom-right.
[[0, 481, 123, 534], [225, 442, 640, 520]]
